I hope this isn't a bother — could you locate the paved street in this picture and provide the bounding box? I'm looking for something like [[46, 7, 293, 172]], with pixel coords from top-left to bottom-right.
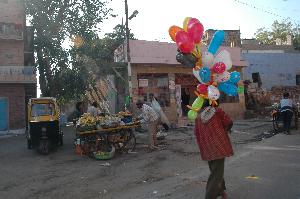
[[0, 120, 299, 199]]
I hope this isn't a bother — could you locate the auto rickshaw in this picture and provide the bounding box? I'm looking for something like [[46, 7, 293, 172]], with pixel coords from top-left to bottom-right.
[[26, 97, 63, 154]]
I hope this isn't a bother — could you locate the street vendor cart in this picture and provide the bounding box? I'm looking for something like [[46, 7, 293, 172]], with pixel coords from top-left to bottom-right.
[[74, 112, 140, 160]]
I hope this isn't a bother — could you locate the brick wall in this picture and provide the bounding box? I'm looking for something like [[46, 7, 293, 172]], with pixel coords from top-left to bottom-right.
[[0, 84, 25, 129], [0, 0, 24, 24], [0, 40, 24, 66], [270, 86, 300, 104]]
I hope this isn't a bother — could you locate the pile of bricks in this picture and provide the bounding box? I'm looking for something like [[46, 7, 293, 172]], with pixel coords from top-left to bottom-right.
[[245, 82, 272, 108], [269, 86, 300, 104]]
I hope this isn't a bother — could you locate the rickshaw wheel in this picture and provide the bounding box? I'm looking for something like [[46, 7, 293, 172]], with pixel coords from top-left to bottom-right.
[[123, 131, 136, 152], [272, 114, 280, 133], [294, 111, 299, 130]]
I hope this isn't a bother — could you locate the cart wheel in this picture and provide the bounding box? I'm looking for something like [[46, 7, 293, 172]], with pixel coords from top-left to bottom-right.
[[27, 139, 32, 149], [123, 131, 136, 152], [272, 114, 279, 133], [294, 111, 298, 130]]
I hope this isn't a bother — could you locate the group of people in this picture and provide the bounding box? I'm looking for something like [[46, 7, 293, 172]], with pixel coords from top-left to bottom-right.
[[72, 91, 295, 198], [137, 91, 295, 198]]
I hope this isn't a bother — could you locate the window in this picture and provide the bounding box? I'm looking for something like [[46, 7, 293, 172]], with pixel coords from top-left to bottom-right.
[[252, 72, 262, 87], [31, 103, 55, 116], [137, 73, 170, 107], [296, 75, 300, 85]]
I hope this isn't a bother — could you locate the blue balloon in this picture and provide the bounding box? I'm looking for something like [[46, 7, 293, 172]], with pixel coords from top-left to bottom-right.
[[199, 66, 211, 83], [208, 30, 225, 55], [218, 82, 238, 96], [229, 71, 241, 83]]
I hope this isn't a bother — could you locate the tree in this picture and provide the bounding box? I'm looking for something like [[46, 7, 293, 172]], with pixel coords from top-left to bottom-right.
[[25, 0, 112, 103], [74, 24, 136, 79], [255, 20, 300, 50]]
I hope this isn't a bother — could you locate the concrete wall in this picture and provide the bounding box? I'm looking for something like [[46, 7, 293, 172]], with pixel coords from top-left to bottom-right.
[[243, 53, 300, 90]]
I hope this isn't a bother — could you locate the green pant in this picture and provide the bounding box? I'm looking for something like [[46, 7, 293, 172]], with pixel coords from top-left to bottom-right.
[[205, 158, 226, 199]]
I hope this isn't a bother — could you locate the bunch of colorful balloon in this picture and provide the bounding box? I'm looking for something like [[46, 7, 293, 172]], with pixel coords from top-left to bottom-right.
[[169, 17, 243, 120]]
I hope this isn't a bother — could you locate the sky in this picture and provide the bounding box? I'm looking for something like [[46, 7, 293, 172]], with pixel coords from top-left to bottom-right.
[[99, 0, 300, 41]]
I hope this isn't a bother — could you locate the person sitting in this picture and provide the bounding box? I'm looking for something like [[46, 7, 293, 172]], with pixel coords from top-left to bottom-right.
[[279, 92, 294, 134]]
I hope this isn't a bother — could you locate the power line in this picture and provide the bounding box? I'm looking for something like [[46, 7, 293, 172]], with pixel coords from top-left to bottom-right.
[[232, 0, 300, 24]]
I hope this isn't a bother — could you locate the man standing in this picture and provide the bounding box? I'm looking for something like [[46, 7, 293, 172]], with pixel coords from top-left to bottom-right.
[[194, 99, 233, 199], [280, 92, 294, 134], [136, 100, 159, 150]]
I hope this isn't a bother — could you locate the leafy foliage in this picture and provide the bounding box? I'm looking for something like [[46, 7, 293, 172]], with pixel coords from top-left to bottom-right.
[[255, 20, 300, 50], [25, 0, 112, 103]]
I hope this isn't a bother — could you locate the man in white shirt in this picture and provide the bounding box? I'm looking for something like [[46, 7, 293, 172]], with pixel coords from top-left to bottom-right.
[[136, 100, 159, 149], [279, 92, 294, 134], [87, 102, 99, 117]]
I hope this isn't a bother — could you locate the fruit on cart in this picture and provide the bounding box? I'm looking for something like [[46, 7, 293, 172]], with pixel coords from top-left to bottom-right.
[[118, 110, 132, 116]]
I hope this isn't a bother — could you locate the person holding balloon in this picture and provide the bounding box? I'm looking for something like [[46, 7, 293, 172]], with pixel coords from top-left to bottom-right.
[[194, 99, 233, 199]]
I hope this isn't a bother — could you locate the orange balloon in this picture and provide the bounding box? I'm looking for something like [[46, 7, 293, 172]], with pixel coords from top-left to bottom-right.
[[183, 17, 191, 31], [169, 25, 183, 42]]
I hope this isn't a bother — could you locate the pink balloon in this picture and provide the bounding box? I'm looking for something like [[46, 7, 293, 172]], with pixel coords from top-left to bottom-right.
[[175, 30, 194, 53], [187, 18, 200, 27], [212, 62, 226, 74], [197, 84, 208, 94], [187, 21, 204, 43]]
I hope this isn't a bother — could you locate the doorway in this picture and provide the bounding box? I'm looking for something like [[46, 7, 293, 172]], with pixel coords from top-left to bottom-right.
[[0, 97, 9, 132]]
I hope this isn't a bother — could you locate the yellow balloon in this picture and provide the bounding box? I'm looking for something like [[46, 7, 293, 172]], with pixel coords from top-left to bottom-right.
[[183, 17, 191, 31]]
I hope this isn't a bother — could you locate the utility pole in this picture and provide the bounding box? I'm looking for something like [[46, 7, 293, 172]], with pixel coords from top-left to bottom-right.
[[125, 0, 132, 101]]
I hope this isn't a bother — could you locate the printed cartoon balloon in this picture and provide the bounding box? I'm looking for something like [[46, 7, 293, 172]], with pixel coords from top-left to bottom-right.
[[202, 51, 214, 68], [214, 71, 230, 83], [218, 82, 238, 96], [212, 62, 226, 74], [208, 85, 220, 100], [193, 68, 203, 83], [199, 66, 211, 83], [213, 50, 232, 70], [229, 71, 241, 83]]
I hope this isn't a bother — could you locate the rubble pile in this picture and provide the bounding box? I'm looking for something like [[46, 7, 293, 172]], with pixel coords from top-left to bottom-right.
[[269, 86, 300, 104]]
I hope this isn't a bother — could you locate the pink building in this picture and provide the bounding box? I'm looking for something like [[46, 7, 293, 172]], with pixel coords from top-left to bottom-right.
[[115, 40, 248, 125]]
